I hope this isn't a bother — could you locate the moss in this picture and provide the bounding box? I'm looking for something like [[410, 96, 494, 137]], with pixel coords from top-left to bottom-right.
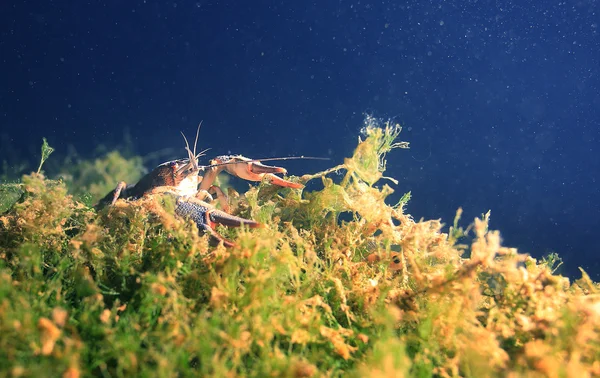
[[59, 150, 146, 205], [1, 118, 599, 377], [0, 183, 23, 214]]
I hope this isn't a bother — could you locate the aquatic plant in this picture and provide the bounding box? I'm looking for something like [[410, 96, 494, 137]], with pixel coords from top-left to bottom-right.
[[58, 150, 146, 206], [0, 118, 598, 377]]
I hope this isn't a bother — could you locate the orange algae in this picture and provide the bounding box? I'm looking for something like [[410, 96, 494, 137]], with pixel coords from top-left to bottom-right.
[[0, 118, 599, 377]]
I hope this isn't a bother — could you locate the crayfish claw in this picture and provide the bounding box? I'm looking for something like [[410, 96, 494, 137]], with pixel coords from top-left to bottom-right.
[[246, 161, 287, 175], [175, 196, 261, 248], [208, 208, 261, 229], [202, 155, 304, 190], [263, 173, 304, 189], [200, 223, 237, 248], [221, 155, 285, 183]]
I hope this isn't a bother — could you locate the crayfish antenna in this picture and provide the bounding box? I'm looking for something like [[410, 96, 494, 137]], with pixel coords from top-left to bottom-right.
[[193, 121, 202, 158]]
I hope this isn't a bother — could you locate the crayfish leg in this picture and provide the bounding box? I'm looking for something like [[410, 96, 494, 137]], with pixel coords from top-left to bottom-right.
[[94, 181, 128, 210], [111, 181, 128, 204], [209, 185, 230, 212]]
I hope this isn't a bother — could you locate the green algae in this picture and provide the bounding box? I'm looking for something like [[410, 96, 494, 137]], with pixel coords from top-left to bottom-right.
[[0, 184, 23, 214], [59, 150, 145, 205], [0, 119, 599, 377], [37, 138, 55, 174]]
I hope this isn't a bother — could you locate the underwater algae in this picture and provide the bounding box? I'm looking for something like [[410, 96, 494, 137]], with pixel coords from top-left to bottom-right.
[[1, 121, 599, 377]]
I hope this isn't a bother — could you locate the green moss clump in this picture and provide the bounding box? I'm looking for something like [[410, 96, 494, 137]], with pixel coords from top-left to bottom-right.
[[1, 118, 599, 377], [0, 184, 23, 214], [59, 150, 145, 205]]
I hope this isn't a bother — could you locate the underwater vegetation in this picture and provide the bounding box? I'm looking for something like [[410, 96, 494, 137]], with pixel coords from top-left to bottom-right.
[[0, 119, 599, 377]]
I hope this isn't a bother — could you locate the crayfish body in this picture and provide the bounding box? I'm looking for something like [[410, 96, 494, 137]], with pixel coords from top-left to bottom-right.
[[95, 128, 303, 247]]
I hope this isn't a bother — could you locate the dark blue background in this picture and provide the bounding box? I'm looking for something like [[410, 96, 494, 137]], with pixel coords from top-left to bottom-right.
[[1, 1, 599, 279]]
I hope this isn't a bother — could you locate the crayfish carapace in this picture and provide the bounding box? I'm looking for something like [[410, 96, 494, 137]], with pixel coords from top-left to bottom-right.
[[95, 124, 304, 247]]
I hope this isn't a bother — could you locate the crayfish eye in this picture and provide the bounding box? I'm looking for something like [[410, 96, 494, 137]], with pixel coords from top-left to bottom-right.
[[169, 161, 178, 167]]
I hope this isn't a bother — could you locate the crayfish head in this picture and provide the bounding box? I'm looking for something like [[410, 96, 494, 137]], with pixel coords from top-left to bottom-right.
[[146, 125, 204, 197], [170, 159, 201, 196], [169, 124, 205, 196], [146, 158, 200, 197], [173, 163, 201, 196]]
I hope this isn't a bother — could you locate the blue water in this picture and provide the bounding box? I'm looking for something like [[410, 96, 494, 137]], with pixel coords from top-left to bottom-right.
[[1, 1, 599, 279]]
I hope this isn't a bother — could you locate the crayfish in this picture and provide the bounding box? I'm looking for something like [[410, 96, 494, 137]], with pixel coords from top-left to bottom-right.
[[95, 125, 304, 247]]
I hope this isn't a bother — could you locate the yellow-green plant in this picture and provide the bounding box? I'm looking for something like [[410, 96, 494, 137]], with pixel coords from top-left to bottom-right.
[[0, 118, 598, 377]]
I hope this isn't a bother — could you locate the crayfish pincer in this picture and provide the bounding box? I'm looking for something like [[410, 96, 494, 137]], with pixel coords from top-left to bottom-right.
[[95, 126, 304, 247]]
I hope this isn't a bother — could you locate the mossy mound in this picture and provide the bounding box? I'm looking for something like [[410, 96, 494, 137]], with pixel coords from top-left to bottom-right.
[[1, 121, 599, 377]]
